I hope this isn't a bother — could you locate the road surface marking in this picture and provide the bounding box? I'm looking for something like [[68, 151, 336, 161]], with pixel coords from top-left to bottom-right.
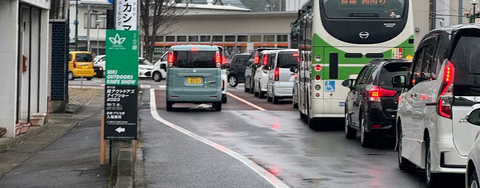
[[140, 85, 151, 89], [227, 92, 267, 111], [149, 89, 289, 188]]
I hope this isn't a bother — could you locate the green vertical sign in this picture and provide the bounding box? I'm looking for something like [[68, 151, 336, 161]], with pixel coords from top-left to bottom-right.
[[105, 30, 139, 85]]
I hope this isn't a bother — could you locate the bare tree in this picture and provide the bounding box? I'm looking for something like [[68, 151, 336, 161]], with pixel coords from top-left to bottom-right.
[[140, 0, 185, 61]]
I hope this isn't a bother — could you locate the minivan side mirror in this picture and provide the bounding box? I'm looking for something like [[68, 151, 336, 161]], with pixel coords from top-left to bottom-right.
[[391, 75, 406, 88], [466, 104, 480, 126], [160, 64, 166, 71]]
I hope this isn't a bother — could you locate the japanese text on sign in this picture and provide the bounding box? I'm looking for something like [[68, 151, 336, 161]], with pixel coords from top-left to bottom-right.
[[116, 0, 137, 30], [341, 0, 387, 5]]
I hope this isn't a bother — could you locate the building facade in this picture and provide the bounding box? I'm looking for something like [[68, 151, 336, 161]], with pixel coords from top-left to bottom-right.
[[0, 0, 50, 138]]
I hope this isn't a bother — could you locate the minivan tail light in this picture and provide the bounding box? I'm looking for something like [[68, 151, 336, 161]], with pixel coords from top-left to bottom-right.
[[215, 51, 221, 68], [369, 86, 397, 101], [254, 52, 259, 64], [263, 55, 268, 66], [168, 51, 174, 67], [274, 67, 280, 81], [73, 59, 77, 68], [438, 61, 454, 119]]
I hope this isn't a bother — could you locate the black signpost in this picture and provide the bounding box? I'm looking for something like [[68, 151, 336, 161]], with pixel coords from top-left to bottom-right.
[[104, 85, 138, 140]]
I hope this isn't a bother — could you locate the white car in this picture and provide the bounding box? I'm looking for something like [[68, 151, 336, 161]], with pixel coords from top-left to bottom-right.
[[253, 50, 277, 98], [138, 57, 154, 78], [465, 104, 480, 188], [214, 46, 228, 103], [396, 24, 480, 187], [266, 49, 297, 104], [152, 52, 168, 82]]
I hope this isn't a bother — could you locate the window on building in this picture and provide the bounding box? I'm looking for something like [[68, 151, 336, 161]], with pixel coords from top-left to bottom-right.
[[238, 35, 248, 42], [213, 35, 223, 42], [166, 36, 175, 42], [225, 35, 235, 42], [189, 35, 199, 42], [200, 35, 211, 42], [250, 35, 261, 42], [264, 35, 275, 42], [84, 14, 98, 29], [177, 36, 187, 42], [277, 35, 288, 42]]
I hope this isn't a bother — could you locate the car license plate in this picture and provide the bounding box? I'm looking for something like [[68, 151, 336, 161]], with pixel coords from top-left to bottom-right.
[[187, 77, 201, 84], [339, 102, 345, 107]]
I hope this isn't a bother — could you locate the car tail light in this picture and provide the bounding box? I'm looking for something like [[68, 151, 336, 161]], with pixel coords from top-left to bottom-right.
[[73, 59, 76, 68], [222, 57, 227, 65], [215, 52, 221, 68], [274, 67, 279, 81], [168, 51, 174, 67], [371, 124, 382, 129], [263, 55, 268, 66], [254, 52, 259, 64], [369, 86, 397, 101], [315, 65, 321, 71], [438, 61, 454, 119], [191, 47, 198, 51]]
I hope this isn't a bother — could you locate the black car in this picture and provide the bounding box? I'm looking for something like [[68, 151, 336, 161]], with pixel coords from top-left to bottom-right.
[[342, 59, 411, 147], [226, 53, 250, 87]]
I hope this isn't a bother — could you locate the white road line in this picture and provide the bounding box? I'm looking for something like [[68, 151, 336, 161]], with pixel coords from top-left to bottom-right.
[[227, 92, 267, 111], [149, 89, 289, 188], [140, 85, 151, 89]]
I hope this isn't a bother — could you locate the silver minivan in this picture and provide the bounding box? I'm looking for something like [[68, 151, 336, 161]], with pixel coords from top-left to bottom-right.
[[166, 45, 222, 111], [266, 49, 298, 104]]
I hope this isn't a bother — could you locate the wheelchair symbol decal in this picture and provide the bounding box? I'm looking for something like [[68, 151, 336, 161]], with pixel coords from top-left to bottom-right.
[[325, 81, 335, 92]]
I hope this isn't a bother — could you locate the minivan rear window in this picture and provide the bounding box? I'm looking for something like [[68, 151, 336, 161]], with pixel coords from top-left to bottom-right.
[[277, 52, 298, 68], [172, 51, 217, 68], [75, 53, 93, 62], [378, 62, 410, 87], [451, 36, 480, 96]]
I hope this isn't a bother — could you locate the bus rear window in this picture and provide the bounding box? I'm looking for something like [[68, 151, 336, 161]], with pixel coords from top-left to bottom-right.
[[322, 0, 405, 18], [277, 52, 298, 68], [172, 51, 217, 68], [451, 36, 480, 96]]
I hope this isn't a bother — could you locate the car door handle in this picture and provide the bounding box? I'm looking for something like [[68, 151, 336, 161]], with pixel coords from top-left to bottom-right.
[[207, 81, 216, 84]]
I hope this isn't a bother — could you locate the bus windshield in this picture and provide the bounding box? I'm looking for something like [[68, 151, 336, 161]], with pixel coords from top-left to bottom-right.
[[322, 0, 405, 18]]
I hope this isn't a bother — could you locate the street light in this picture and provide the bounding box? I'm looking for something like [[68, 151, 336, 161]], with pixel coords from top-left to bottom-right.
[[95, 19, 102, 55], [87, 6, 98, 52]]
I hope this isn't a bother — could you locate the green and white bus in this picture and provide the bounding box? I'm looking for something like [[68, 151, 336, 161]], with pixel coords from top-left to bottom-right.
[[291, 0, 414, 128]]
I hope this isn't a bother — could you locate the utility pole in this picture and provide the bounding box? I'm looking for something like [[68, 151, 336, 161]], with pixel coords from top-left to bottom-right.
[[75, 0, 79, 50], [460, 0, 463, 24], [473, 0, 478, 23]]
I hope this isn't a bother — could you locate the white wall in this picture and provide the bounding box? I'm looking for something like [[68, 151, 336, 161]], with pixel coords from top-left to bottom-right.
[[0, 1, 19, 138]]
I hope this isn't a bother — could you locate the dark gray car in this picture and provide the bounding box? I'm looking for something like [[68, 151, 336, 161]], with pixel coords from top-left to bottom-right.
[[227, 53, 250, 87]]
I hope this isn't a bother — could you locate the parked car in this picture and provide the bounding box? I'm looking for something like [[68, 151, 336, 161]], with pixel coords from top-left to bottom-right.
[[68, 51, 96, 80], [266, 49, 298, 104], [93, 55, 105, 78], [244, 48, 281, 93], [226, 53, 250, 87], [138, 57, 154, 78], [152, 52, 168, 82], [165, 45, 223, 111], [396, 24, 480, 187], [465, 104, 480, 188], [253, 50, 277, 98], [342, 59, 411, 147]]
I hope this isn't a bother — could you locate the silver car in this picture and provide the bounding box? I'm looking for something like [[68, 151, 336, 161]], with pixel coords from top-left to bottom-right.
[[266, 49, 298, 103]]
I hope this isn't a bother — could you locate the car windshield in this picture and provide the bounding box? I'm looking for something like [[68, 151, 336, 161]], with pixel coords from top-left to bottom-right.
[[172, 51, 217, 68], [451, 36, 480, 96], [378, 62, 410, 87], [277, 52, 298, 68], [322, 0, 406, 18], [75, 53, 93, 62], [139, 59, 153, 66]]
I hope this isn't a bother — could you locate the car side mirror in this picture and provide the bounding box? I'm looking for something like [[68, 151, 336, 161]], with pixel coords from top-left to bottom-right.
[[342, 79, 353, 88], [466, 104, 480, 126], [391, 75, 406, 88]]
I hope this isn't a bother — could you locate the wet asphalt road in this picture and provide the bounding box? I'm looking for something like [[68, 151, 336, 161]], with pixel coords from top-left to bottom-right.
[[71, 78, 465, 188]]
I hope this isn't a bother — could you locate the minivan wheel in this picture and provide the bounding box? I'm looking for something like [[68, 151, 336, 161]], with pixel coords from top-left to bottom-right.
[[425, 136, 440, 187], [222, 94, 227, 103], [68, 72, 74, 80], [153, 72, 162, 82], [228, 75, 238, 87], [345, 112, 356, 139], [213, 102, 222, 111], [398, 124, 416, 171], [360, 115, 374, 147], [470, 170, 479, 188], [166, 101, 173, 111]]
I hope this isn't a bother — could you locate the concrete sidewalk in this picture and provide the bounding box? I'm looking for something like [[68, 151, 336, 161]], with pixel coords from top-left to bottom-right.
[[0, 89, 110, 187]]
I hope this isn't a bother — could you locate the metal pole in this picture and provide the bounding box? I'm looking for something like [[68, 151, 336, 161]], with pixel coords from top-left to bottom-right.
[[97, 22, 100, 55], [474, 4, 477, 23], [75, 0, 78, 50], [460, 0, 463, 24], [87, 5, 91, 52]]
